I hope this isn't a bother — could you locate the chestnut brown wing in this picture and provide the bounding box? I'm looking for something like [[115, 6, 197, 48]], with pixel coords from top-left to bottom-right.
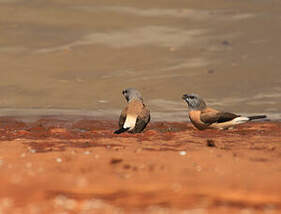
[[201, 111, 238, 124], [131, 107, 150, 133], [118, 107, 128, 128]]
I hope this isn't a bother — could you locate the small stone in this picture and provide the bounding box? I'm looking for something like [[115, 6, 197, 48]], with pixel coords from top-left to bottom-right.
[[54, 195, 67, 206], [179, 151, 187, 156], [222, 40, 230, 46], [123, 164, 131, 169], [84, 151, 91, 155], [30, 149, 36, 153], [56, 158, 62, 163], [207, 139, 216, 147], [110, 158, 123, 165]]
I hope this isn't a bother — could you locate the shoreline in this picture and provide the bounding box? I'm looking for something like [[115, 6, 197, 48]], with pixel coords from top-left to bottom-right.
[[0, 108, 279, 122]]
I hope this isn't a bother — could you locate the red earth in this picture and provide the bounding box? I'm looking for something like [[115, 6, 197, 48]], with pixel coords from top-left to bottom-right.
[[0, 116, 280, 213]]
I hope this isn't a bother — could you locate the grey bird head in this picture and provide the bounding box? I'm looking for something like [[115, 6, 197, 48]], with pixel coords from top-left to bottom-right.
[[182, 93, 207, 110], [122, 88, 143, 102]]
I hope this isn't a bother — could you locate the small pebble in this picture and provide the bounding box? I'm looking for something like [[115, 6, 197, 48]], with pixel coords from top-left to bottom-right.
[[56, 158, 62, 163], [84, 151, 91, 155], [110, 158, 123, 165], [54, 195, 67, 206], [206, 139, 216, 147], [222, 40, 230, 46], [179, 151, 187, 156]]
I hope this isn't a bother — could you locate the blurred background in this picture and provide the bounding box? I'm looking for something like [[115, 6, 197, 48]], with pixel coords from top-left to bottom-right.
[[0, 0, 280, 121]]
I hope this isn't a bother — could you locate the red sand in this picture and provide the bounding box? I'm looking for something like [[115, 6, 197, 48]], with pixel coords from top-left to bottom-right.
[[0, 116, 280, 213]]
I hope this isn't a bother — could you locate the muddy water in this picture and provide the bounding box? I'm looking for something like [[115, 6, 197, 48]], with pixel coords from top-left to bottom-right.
[[0, 0, 280, 121]]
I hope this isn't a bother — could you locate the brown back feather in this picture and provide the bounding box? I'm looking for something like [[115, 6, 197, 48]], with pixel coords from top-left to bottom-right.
[[200, 108, 238, 124]]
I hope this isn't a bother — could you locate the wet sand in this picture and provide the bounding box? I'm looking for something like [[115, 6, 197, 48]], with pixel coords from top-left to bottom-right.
[[0, 116, 280, 213], [0, 0, 280, 120]]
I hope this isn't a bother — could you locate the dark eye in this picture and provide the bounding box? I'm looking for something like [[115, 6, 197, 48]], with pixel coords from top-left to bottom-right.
[[189, 96, 195, 99], [122, 90, 127, 94]]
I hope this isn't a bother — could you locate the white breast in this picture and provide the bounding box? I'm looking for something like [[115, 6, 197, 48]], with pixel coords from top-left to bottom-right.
[[123, 115, 137, 130]]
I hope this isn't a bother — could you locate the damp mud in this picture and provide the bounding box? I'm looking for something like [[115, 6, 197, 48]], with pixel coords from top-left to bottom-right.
[[0, 0, 280, 121], [0, 116, 280, 213]]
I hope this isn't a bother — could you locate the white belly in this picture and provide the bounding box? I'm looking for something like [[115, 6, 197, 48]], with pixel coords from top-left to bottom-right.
[[123, 115, 137, 130]]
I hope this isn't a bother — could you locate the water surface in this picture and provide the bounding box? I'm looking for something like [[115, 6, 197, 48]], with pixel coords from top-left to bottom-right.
[[0, 0, 280, 120]]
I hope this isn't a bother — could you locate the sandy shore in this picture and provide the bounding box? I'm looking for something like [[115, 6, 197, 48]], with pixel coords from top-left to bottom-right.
[[0, 116, 280, 213]]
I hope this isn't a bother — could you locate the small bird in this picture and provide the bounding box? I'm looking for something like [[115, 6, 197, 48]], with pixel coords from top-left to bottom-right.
[[182, 94, 266, 130], [114, 88, 150, 134]]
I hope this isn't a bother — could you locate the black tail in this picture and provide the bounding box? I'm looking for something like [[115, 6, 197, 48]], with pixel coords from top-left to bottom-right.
[[114, 127, 130, 134], [248, 115, 267, 120]]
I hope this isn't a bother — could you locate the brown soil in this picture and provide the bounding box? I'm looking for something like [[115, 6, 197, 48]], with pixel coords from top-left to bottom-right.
[[0, 116, 280, 213]]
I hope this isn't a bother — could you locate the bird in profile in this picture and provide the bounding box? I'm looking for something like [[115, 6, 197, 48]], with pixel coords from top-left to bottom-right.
[[182, 94, 266, 130], [114, 88, 150, 134]]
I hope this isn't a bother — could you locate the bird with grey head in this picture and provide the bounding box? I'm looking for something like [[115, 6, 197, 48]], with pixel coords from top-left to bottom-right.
[[182, 93, 266, 130], [122, 88, 143, 102], [182, 94, 207, 111], [114, 88, 150, 134]]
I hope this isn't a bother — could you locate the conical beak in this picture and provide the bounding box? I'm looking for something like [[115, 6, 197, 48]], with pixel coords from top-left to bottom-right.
[[182, 94, 189, 100]]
